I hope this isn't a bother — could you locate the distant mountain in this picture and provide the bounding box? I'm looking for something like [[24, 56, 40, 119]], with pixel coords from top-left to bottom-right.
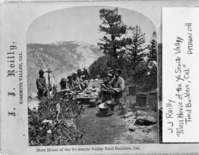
[[27, 41, 102, 97]]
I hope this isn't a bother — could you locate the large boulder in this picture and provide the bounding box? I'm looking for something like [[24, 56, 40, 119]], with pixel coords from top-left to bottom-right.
[[135, 106, 150, 111], [136, 110, 148, 116], [135, 115, 157, 126], [123, 112, 134, 118]]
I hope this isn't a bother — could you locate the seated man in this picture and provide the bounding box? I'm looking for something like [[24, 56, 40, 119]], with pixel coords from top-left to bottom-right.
[[79, 75, 87, 90], [74, 71, 85, 90], [83, 68, 91, 80], [108, 69, 125, 109], [36, 70, 47, 100], [53, 78, 70, 99], [72, 73, 82, 91], [100, 73, 115, 102], [53, 78, 69, 93], [67, 75, 74, 90], [59, 78, 68, 90]]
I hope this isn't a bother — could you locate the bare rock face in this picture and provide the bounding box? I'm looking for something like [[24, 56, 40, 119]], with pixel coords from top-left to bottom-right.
[[27, 41, 102, 96]]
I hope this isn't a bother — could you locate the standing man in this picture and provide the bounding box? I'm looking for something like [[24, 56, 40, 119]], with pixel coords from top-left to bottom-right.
[[109, 69, 125, 109], [36, 70, 47, 99]]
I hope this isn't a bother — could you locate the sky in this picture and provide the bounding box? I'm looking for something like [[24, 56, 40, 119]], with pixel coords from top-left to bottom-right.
[[27, 6, 156, 46]]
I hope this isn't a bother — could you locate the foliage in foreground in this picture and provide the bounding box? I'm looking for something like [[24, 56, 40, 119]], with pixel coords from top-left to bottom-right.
[[28, 95, 85, 146]]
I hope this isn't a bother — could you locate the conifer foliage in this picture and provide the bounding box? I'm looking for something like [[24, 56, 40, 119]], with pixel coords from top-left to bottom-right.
[[98, 8, 129, 59]]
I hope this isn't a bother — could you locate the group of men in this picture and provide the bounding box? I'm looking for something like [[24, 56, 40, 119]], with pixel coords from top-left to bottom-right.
[[36, 67, 125, 107], [59, 69, 90, 92], [36, 68, 91, 99]]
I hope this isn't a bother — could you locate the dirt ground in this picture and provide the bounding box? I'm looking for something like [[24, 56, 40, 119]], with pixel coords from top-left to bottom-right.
[[77, 95, 158, 145], [77, 105, 127, 144]]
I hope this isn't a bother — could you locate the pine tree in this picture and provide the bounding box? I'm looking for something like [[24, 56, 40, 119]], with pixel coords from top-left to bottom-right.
[[132, 32, 158, 99], [126, 25, 147, 71], [98, 8, 129, 59], [146, 32, 158, 90], [148, 32, 157, 62]]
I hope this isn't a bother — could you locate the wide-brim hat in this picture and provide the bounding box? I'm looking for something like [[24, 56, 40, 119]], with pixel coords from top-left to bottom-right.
[[39, 70, 44, 74], [114, 69, 122, 74], [72, 73, 77, 77], [77, 69, 82, 73], [47, 68, 53, 73]]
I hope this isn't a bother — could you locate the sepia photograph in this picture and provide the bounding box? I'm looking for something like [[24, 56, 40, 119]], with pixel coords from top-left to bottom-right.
[[27, 6, 159, 146]]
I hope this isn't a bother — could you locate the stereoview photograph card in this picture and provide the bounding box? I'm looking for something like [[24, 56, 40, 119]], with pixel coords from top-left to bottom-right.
[[1, 1, 199, 155]]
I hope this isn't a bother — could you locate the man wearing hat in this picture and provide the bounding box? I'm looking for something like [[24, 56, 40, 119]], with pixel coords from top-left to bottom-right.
[[59, 78, 68, 90], [100, 73, 115, 101], [53, 78, 70, 99], [36, 70, 47, 99], [83, 68, 91, 80], [67, 75, 74, 90], [72, 73, 82, 90], [77, 69, 82, 79], [108, 69, 125, 109], [77, 69, 86, 88]]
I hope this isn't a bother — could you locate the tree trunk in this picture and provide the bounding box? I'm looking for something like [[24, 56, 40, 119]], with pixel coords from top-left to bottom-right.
[[113, 45, 117, 59], [146, 89, 150, 107], [47, 73, 51, 99]]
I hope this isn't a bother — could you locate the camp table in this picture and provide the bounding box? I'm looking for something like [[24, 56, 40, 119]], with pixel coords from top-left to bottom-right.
[[76, 94, 97, 104], [75, 89, 98, 105]]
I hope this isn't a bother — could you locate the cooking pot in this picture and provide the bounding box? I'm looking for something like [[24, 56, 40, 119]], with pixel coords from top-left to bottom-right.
[[98, 103, 113, 116], [89, 99, 96, 107]]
